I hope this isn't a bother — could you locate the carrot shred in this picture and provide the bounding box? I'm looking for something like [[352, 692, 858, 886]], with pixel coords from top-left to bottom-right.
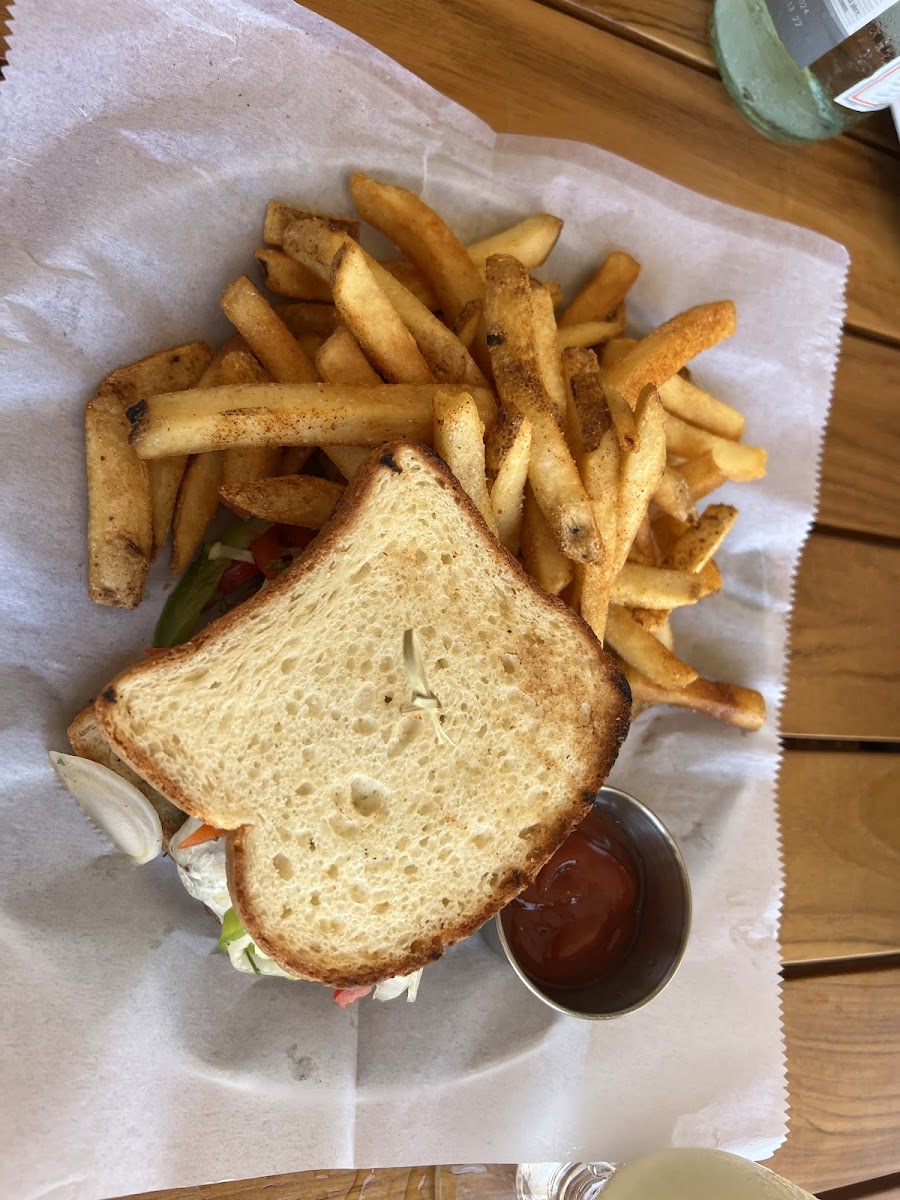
[[178, 823, 227, 850]]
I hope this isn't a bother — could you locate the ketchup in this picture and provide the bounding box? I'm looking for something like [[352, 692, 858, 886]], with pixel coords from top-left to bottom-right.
[[502, 808, 640, 989]]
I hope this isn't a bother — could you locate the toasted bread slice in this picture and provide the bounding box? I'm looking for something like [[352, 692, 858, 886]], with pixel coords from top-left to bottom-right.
[[96, 443, 630, 986], [67, 706, 185, 845]]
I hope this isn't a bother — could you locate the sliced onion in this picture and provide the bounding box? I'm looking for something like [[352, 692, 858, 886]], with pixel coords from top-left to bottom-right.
[[49, 752, 163, 864]]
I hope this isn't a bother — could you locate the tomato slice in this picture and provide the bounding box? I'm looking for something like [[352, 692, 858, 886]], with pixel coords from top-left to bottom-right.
[[276, 524, 316, 550], [333, 985, 373, 1008], [250, 527, 283, 575], [218, 560, 262, 595]]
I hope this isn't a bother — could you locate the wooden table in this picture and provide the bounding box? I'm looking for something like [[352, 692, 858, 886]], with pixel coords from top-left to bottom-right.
[[6, 1, 898, 1196]]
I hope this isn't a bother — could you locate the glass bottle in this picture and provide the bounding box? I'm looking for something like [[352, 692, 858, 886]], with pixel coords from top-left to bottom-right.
[[710, 0, 900, 142]]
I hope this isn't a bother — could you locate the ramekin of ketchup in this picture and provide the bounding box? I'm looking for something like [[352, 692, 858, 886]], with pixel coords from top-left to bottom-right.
[[503, 807, 640, 989], [496, 786, 691, 1019]]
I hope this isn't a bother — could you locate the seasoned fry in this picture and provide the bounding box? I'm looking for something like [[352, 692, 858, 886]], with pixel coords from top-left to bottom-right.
[[652, 465, 698, 524], [657, 374, 745, 440], [611, 561, 718, 608], [489, 412, 532, 554], [220, 474, 344, 528], [129, 383, 497, 458], [484, 253, 601, 565], [262, 201, 359, 246], [331, 241, 432, 384], [603, 301, 737, 408], [171, 451, 224, 575], [573, 562, 610, 644], [559, 251, 640, 328], [466, 214, 563, 273], [100, 341, 214, 558], [605, 606, 698, 689], [283, 217, 484, 386], [485, 403, 529, 478], [665, 505, 738, 572], [85, 387, 152, 608], [349, 173, 483, 331], [612, 387, 667, 576], [531, 281, 568, 427], [221, 276, 318, 384], [665, 413, 767, 481], [603, 380, 639, 453], [324, 446, 370, 479], [677, 452, 729, 501], [275, 302, 339, 340], [254, 248, 333, 302], [626, 514, 657, 565], [623, 666, 766, 732], [315, 324, 382, 386], [599, 337, 638, 370], [556, 307, 627, 351], [216, 348, 282, 486], [452, 299, 483, 351], [520, 487, 574, 596], [279, 447, 314, 475], [432, 390, 497, 534]]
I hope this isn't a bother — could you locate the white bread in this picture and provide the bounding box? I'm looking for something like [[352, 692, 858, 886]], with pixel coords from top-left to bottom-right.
[[66, 706, 185, 844], [96, 443, 630, 986]]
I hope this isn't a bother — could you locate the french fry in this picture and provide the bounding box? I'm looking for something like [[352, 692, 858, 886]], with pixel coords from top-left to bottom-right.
[[315, 325, 382, 386], [349, 173, 483, 332], [324, 446, 370, 479], [221, 276, 318, 384], [678, 452, 729, 501], [129, 383, 497, 458], [170, 450, 224, 575], [603, 380, 639, 453], [651, 513, 691, 560], [531, 281, 568, 428], [381, 259, 438, 308], [543, 280, 563, 309], [605, 606, 698, 689], [452, 299, 483, 351], [520, 487, 574, 596], [603, 301, 737, 408], [599, 337, 638, 370], [665, 413, 767, 481], [262, 201, 358, 246], [622, 665, 766, 731], [283, 217, 484, 386], [612, 386, 667, 575], [219, 474, 344, 528], [611, 561, 718, 609], [331, 241, 432, 384], [432, 390, 497, 534], [559, 251, 640, 328], [626, 515, 657, 565], [216, 347, 282, 487], [85, 387, 152, 608], [100, 341, 214, 559], [254, 249, 333, 302], [657, 374, 745, 440], [663, 505, 738, 572], [573, 562, 610, 644], [280, 447, 314, 475], [466, 213, 563, 273], [275, 302, 339, 340], [556, 306, 627, 351], [489, 412, 532, 554], [484, 253, 601, 565], [652, 465, 698, 524]]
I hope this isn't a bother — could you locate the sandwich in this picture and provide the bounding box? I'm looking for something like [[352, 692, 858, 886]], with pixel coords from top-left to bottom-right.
[[59, 442, 630, 1003]]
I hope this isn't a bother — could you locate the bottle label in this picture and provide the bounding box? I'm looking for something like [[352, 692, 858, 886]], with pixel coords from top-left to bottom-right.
[[765, 0, 896, 68], [834, 53, 900, 106]]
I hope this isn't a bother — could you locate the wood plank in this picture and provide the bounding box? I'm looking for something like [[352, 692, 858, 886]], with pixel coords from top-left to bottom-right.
[[302, 0, 900, 342], [122, 1164, 518, 1200], [820, 1177, 900, 1199], [783, 532, 900, 740], [818, 335, 900, 539], [768, 968, 900, 1193], [537, 0, 900, 156], [779, 751, 900, 962]]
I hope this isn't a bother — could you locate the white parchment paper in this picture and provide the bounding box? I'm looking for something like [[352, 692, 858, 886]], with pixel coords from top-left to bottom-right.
[[0, 2, 848, 1197]]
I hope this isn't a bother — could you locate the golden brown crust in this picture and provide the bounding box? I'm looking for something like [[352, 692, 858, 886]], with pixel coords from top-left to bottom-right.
[[96, 440, 631, 986]]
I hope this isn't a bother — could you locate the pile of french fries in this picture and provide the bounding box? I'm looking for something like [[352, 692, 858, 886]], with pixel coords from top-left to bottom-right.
[[85, 173, 767, 731]]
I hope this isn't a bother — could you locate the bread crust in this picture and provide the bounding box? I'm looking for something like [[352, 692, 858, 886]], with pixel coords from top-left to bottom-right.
[[96, 441, 631, 985]]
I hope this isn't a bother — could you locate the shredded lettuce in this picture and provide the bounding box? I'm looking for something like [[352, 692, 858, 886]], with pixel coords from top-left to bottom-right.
[[373, 968, 424, 1003]]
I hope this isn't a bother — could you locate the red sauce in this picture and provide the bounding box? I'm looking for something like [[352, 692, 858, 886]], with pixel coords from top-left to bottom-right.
[[502, 808, 640, 989]]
